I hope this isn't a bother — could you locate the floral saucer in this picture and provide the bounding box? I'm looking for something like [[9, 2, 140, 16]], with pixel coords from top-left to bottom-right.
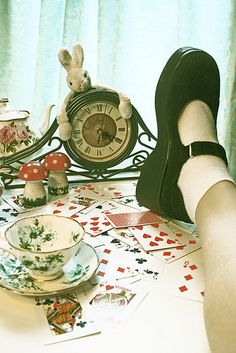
[[0, 242, 99, 297]]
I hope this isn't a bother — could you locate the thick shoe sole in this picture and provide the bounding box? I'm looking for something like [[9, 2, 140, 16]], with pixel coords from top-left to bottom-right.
[[136, 47, 220, 223]]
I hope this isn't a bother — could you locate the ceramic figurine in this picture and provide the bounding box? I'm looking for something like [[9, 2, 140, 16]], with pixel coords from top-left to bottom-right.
[[38, 43, 132, 142], [44, 152, 71, 195], [18, 161, 48, 207]]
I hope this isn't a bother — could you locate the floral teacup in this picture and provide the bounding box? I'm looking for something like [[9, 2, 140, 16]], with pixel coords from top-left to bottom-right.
[[4, 214, 84, 281]]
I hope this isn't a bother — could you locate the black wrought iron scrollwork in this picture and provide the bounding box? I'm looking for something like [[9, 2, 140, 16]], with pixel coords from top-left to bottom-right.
[[0, 91, 157, 188], [138, 132, 156, 151], [132, 150, 150, 167], [37, 137, 64, 162]]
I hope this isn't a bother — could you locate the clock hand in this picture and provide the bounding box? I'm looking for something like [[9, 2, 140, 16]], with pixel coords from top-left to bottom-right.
[[97, 129, 103, 144], [97, 105, 107, 144], [101, 131, 115, 142]]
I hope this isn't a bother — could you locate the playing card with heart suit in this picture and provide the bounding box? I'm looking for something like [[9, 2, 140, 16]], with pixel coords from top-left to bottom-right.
[[71, 200, 136, 236], [105, 210, 164, 228], [103, 181, 137, 198], [70, 183, 106, 200], [129, 223, 184, 251], [70, 212, 113, 236], [151, 223, 201, 263], [2, 189, 85, 216], [46, 199, 85, 216]]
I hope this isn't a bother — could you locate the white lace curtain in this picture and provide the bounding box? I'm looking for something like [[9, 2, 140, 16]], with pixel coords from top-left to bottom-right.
[[0, 0, 235, 175]]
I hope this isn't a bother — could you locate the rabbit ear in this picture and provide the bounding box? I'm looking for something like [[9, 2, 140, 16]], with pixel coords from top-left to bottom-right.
[[58, 49, 73, 72], [72, 43, 84, 68]]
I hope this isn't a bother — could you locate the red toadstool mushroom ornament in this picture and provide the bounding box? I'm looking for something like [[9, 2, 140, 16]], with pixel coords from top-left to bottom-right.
[[18, 162, 48, 207], [44, 152, 71, 195]]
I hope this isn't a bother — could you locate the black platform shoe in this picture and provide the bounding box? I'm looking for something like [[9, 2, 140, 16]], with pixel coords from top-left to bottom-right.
[[136, 47, 227, 223]]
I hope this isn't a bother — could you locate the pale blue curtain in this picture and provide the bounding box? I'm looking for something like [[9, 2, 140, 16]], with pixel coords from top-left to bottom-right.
[[0, 0, 235, 174]]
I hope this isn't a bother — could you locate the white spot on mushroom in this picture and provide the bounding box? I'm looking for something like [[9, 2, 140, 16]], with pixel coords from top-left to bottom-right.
[[45, 162, 48, 167], [27, 163, 32, 167], [53, 159, 58, 164], [33, 168, 38, 174], [24, 173, 28, 179], [44, 171, 47, 176], [64, 163, 68, 168]]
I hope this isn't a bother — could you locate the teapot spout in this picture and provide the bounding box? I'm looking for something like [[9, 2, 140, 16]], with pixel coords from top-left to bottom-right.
[[39, 104, 55, 136]]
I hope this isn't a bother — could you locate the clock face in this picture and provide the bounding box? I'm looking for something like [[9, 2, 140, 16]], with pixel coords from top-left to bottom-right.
[[66, 100, 137, 168], [64, 89, 139, 168]]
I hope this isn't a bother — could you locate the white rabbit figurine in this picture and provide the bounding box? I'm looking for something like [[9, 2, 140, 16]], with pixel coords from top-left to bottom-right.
[[57, 43, 132, 141]]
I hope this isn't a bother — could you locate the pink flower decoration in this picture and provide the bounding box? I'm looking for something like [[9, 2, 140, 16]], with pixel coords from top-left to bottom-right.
[[0, 126, 17, 144], [16, 125, 29, 141]]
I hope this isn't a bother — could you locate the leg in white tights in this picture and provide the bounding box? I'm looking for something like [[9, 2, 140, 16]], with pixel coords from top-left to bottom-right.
[[177, 100, 236, 353]]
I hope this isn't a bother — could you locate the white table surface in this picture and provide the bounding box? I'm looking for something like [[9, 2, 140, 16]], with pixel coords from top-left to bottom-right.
[[0, 182, 211, 353]]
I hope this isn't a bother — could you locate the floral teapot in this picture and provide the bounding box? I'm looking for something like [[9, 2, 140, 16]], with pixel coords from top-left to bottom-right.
[[0, 98, 43, 157]]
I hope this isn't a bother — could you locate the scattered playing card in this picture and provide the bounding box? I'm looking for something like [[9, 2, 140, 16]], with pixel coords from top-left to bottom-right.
[[83, 282, 148, 328], [1, 191, 80, 216], [168, 219, 197, 235], [151, 223, 201, 263], [89, 234, 164, 285], [45, 198, 85, 216], [34, 292, 101, 344], [164, 254, 205, 302], [68, 195, 97, 208], [103, 181, 137, 198], [105, 210, 164, 228], [2, 191, 45, 213], [70, 213, 113, 236], [80, 199, 131, 216], [104, 236, 164, 283], [0, 199, 20, 226], [70, 184, 106, 200], [108, 227, 140, 247], [114, 195, 149, 211], [129, 223, 183, 251], [152, 240, 201, 263]]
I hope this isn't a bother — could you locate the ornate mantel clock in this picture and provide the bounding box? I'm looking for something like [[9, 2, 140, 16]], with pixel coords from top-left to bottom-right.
[[64, 88, 139, 169], [0, 88, 157, 188]]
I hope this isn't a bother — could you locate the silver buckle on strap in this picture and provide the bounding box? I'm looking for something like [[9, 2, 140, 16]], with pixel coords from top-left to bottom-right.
[[189, 144, 193, 158]]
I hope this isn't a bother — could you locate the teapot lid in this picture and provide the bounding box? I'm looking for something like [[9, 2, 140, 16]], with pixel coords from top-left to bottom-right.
[[0, 98, 9, 104], [0, 98, 29, 121]]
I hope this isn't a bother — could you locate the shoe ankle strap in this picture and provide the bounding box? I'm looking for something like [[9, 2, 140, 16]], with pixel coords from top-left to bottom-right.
[[186, 141, 228, 165]]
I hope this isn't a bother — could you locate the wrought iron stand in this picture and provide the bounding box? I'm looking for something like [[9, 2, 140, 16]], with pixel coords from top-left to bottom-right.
[[0, 90, 157, 189]]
